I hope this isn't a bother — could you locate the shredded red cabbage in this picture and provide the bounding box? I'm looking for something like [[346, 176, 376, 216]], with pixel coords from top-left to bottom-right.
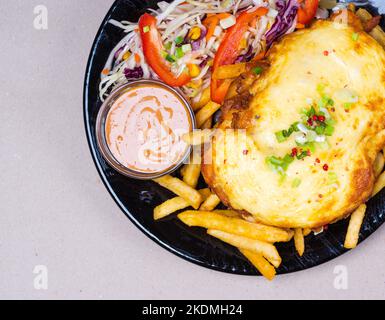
[[124, 67, 144, 79], [265, 0, 299, 48]]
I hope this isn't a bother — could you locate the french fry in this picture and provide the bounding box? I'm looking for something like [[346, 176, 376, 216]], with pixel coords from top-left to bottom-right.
[[154, 188, 211, 220], [182, 151, 202, 189], [199, 193, 221, 211], [154, 175, 203, 209], [303, 228, 312, 236], [182, 163, 201, 188], [196, 101, 221, 128], [294, 228, 305, 256], [212, 63, 247, 80], [356, 8, 372, 21], [182, 129, 214, 145], [192, 87, 211, 111], [212, 209, 241, 218], [239, 248, 276, 281], [154, 197, 191, 220], [201, 116, 213, 129], [370, 26, 385, 49], [198, 188, 212, 199], [344, 204, 366, 249], [179, 211, 293, 243], [372, 171, 385, 197], [374, 152, 384, 178], [180, 164, 187, 177], [356, 8, 385, 49], [207, 229, 282, 268]]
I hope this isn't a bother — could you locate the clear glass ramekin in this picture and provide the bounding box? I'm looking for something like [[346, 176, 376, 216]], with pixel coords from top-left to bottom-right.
[[95, 79, 196, 180]]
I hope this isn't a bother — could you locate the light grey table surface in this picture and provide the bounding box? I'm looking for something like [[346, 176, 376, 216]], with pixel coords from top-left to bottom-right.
[[1, 0, 384, 300]]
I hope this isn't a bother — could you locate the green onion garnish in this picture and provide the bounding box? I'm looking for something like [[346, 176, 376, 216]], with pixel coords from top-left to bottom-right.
[[143, 26, 150, 33], [292, 178, 302, 188], [165, 54, 176, 63], [175, 47, 184, 59], [275, 131, 287, 143], [266, 154, 294, 174], [352, 33, 359, 41], [344, 102, 352, 110], [275, 122, 299, 143], [328, 172, 338, 185], [252, 67, 263, 75], [164, 42, 172, 50], [324, 124, 334, 136], [175, 36, 184, 45], [182, 44, 192, 53]]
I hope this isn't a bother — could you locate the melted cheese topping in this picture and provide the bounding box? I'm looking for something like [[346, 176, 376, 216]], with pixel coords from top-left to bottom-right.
[[204, 21, 385, 228]]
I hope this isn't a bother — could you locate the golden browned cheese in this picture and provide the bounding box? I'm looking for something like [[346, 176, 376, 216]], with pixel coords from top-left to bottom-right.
[[202, 20, 385, 228]]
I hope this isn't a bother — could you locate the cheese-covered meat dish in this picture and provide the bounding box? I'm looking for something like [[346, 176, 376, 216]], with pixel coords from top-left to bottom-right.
[[202, 20, 385, 228]]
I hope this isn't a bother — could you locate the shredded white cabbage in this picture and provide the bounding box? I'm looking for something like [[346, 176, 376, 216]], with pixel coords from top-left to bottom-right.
[[99, 0, 299, 102]]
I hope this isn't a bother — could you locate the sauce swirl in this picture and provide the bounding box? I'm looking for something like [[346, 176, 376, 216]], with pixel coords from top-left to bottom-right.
[[105, 83, 192, 173]]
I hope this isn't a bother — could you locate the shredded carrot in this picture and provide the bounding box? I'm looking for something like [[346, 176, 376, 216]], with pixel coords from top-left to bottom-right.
[[135, 53, 141, 63], [216, 13, 232, 19], [203, 13, 231, 40], [252, 51, 265, 61], [296, 23, 306, 29], [102, 68, 110, 75]]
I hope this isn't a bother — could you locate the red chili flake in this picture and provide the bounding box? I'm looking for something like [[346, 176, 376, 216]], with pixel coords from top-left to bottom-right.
[[323, 164, 329, 171], [318, 115, 325, 122], [315, 158, 321, 163], [331, 107, 336, 112], [291, 148, 298, 157], [318, 194, 323, 198], [243, 150, 249, 155], [323, 50, 329, 56], [307, 150, 311, 156], [323, 224, 329, 231], [312, 115, 318, 121]]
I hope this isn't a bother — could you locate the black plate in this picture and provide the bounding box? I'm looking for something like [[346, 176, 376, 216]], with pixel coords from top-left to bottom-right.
[[84, 0, 385, 275]]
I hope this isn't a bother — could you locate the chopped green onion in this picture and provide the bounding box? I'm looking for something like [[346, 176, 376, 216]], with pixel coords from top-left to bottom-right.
[[182, 44, 192, 53], [318, 96, 334, 109], [292, 178, 302, 188], [175, 47, 184, 59], [164, 42, 172, 50], [315, 125, 326, 135], [324, 124, 334, 136], [318, 141, 329, 150], [275, 131, 287, 143], [267, 156, 284, 166], [297, 151, 309, 160], [344, 102, 352, 110], [266, 154, 294, 174], [317, 83, 326, 95], [165, 54, 176, 63], [175, 36, 184, 45], [352, 32, 359, 41], [252, 67, 263, 75], [328, 172, 338, 185], [143, 26, 150, 33]]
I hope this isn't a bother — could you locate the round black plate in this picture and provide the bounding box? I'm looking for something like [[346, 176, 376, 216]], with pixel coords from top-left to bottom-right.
[[84, 0, 385, 275]]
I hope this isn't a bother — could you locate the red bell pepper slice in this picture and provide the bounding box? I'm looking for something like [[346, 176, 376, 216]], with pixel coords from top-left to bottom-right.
[[297, 0, 319, 25], [211, 7, 268, 104], [139, 13, 191, 87]]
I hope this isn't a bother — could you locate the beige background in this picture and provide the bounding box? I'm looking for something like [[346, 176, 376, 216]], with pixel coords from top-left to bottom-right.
[[1, 0, 384, 300]]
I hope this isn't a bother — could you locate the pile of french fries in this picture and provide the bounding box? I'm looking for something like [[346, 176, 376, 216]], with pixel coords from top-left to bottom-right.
[[151, 8, 385, 280]]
